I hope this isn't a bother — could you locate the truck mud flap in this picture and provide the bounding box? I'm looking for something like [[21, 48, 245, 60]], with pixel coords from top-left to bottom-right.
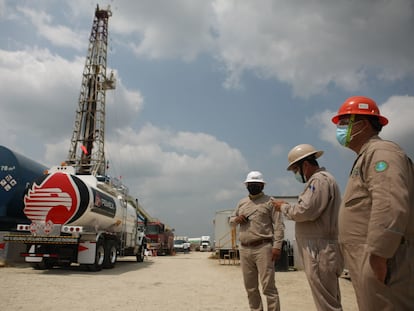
[[77, 241, 96, 264]]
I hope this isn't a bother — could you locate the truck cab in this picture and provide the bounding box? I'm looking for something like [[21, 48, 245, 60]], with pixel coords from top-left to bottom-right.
[[145, 221, 174, 256], [200, 235, 211, 252]]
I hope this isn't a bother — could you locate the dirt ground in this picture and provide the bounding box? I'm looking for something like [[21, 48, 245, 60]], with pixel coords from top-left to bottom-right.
[[0, 251, 358, 311]]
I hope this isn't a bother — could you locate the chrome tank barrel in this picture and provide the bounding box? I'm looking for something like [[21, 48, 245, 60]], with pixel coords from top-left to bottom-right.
[[24, 168, 136, 233], [0, 145, 47, 230]]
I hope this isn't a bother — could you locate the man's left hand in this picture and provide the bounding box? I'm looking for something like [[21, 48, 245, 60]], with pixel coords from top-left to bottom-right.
[[272, 248, 281, 262], [271, 200, 285, 212], [369, 253, 388, 283]]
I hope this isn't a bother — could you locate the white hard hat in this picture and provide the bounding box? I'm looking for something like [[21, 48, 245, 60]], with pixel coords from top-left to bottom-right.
[[244, 171, 266, 184], [287, 144, 323, 171]]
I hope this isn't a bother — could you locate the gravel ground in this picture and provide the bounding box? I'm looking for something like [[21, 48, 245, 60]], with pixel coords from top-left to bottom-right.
[[0, 251, 357, 311]]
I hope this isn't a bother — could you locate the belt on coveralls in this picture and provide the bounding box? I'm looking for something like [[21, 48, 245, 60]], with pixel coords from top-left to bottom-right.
[[241, 238, 273, 248]]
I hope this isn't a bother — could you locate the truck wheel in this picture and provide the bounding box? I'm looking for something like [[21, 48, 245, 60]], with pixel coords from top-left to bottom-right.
[[88, 239, 105, 272], [32, 259, 55, 270], [136, 245, 145, 262], [104, 240, 117, 269]]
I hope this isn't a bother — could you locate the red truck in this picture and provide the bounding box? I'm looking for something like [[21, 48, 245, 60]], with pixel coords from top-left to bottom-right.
[[145, 220, 174, 256]]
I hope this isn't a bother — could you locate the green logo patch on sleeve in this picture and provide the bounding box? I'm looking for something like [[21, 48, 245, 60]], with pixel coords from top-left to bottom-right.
[[375, 161, 388, 172]]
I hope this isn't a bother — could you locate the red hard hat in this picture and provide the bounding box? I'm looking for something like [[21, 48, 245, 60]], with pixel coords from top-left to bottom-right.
[[332, 96, 388, 126]]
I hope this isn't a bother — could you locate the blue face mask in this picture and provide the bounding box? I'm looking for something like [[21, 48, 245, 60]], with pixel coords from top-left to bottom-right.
[[336, 125, 350, 146], [294, 171, 306, 183], [336, 118, 366, 147]]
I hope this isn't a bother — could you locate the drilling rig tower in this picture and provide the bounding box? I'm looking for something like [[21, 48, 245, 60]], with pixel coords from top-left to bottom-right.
[[67, 5, 116, 176]]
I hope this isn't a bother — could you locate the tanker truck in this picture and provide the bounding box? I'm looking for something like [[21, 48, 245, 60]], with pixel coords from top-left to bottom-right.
[[4, 165, 147, 271]]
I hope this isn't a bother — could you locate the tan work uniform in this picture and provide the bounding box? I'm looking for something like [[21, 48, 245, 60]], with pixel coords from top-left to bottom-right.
[[230, 192, 284, 311], [281, 168, 343, 311], [339, 136, 414, 311]]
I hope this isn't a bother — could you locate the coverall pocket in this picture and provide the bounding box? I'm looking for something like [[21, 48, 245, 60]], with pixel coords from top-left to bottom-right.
[[343, 190, 367, 208]]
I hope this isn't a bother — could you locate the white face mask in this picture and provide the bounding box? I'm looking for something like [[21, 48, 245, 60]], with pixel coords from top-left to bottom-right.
[[294, 171, 306, 183], [336, 125, 350, 146]]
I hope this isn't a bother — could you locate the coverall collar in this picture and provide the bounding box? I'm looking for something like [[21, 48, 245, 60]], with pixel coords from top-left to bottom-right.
[[249, 192, 264, 200]]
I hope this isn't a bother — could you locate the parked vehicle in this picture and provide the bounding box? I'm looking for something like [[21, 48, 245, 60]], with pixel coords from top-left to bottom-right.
[[4, 165, 147, 271], [174, 236, 190, 253], [145, 220, 174, 256], [200, 235, 211, 252], [188, 237, 201, 251], [214, 210, 239, 259], [174, 239, 189, 253]]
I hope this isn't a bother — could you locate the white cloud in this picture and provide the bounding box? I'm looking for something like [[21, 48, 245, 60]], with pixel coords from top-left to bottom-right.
[[16, 6, 86, 51], [306, 109, 338, 147], [212, 0, 414, 97], [0, 46, 144, 165], [8, 1, 414, 98], [111, 0, 216, 61], [380, 96, 414, 157], [0, 0, 6, 19], [0, 48, 81, 140], [44, 139, 70, 166], [105, 124, 248, 197]]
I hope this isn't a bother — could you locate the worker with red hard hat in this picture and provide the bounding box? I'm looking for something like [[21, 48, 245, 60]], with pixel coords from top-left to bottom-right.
[[332, 96, 414, 310]]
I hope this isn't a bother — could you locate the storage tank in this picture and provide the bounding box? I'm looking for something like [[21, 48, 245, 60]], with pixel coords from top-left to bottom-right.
[[0, 145, 47, 230]]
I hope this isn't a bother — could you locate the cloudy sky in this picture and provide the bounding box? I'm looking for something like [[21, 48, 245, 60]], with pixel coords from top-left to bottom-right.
[[1, 0, 414, 238]]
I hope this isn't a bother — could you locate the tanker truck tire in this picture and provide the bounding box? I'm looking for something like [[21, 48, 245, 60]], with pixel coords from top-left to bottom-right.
[[32, 259, 55, 270], [27, 245, 55, 270], [104, 240, 117, 268], [88, 239, 105, 272]]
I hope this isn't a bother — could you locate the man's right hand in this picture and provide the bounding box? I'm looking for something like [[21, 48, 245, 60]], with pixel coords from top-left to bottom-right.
[[235, 215, 248, 224]]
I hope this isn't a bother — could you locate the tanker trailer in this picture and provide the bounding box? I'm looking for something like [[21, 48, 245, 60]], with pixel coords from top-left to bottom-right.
[[0, 145, 47, 230], [4, 165, 146, 271]]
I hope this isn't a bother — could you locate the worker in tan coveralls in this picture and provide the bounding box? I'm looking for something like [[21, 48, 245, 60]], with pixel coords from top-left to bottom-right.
[[272, 144, 344, 311], [332, 96, 414, 311], [229, 171, 285, 311]]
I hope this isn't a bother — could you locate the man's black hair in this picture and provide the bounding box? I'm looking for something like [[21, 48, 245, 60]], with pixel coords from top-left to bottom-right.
[[299, 156, 319, 167], [365, 115, 383, 132]]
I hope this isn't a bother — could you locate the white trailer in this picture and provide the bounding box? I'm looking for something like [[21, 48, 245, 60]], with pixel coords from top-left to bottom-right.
[[214, 209, 238, 258]]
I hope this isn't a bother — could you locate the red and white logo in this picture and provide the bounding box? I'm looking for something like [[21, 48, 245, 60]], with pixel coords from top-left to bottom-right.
[[24, 172, 80, 225]]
